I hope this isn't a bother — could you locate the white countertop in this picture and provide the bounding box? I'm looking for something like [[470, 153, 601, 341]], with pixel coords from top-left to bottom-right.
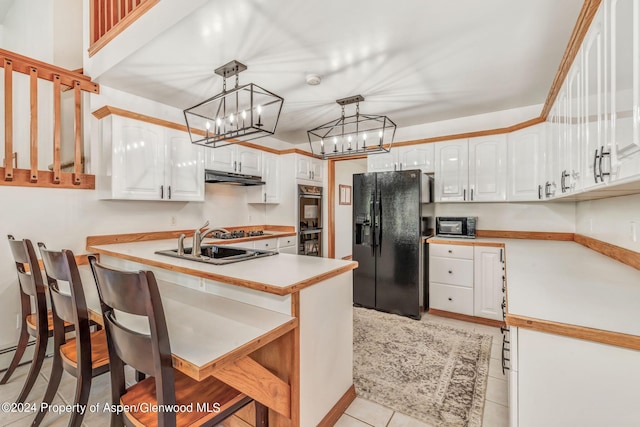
[[88, 239, 357, 295], [430, 236, 640, 336]]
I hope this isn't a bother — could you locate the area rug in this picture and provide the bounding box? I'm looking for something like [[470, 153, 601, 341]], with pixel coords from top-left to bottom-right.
[[353, 307, 492, 427]]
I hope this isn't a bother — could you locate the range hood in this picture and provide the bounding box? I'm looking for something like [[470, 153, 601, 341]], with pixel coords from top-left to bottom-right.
[[204, 169, 265, 186]]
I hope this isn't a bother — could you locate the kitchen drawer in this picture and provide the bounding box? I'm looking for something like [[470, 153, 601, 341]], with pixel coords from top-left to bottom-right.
[[254, 238, 277, 250], [430, 243, 474, 260], [429, 256, 473, 287], [278, 236, 296, 248], [429, 282, 474, 316]]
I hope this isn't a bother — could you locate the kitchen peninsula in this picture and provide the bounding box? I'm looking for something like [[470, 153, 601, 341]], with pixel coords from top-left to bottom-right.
[[86, 230, 358, 427]]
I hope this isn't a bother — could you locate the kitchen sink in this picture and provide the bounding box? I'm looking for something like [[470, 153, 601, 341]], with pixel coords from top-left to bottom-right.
[[155, 245, 278, 265]]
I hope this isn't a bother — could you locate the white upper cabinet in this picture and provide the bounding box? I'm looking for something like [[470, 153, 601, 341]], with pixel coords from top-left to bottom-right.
[[367, 144, 434, 173], [468, 134, 507, 202], [248, 152, 280, 204], [609, 0, 640, 182], [583, 7, 608, 190], [165, 129, 205, 201], [99, 115, 203, 201], [434, 139, 469, 202], [507, 123, 547, 201], [559, 52, 584, 195], [204, 144, 261, 176], [296, 154, 323, 183], [367, 152, 396, 172], [399, 144, 435, 173]]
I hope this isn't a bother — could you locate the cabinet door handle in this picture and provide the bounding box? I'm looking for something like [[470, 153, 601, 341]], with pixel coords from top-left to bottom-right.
[[448, 297, 452, 301], [168, 185, 171, 200], [599, 146, 610, 182], [312, 171, 314, 180], [160, 185, 164, 199], [463, 189, 466, 201], [309, 171, 311, 179], [593, 149, 600, 184], [538, 184, 542, 200], [239, 162, 242, 173], [234, 161, 237, 172], [264, 193, 267, 203], [448, 270, 453, 274], [470, 188, 474, 201], [500, 248, 503, 263]]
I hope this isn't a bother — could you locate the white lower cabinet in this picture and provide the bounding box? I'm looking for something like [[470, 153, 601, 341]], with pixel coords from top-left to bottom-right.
[[278, 236, 297, 254], [511, 328, 640, 427], [473, 246, 504, 321], [429, 243, 504, 321]]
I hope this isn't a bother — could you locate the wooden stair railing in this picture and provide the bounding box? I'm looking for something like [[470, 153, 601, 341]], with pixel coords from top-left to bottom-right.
[[0, 49, 99, 189], [89, 0, 159, 57]]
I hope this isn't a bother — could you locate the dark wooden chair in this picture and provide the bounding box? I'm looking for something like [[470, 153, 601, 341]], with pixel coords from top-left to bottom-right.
[[32, 245, 110, 427], [0, 236, 72, 403], [89, 257, 269, 427]]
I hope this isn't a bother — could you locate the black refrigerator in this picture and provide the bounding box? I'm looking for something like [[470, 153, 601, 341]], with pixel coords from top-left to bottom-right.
[[353, 170, 431, 319]]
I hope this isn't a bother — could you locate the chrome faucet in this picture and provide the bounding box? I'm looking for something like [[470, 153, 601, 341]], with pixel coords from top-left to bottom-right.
[[177, 233, 186, 256], [191, 221, 230, 257]]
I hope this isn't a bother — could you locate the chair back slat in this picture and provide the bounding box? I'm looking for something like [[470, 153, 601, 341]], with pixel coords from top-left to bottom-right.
[[104, 312, 155, 375], [91, 264, 149, 316], [48, 288, 75, 324], [7, 235, 44, 298]]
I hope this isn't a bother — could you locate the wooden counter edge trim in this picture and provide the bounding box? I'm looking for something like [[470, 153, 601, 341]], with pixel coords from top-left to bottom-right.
[[86, 226, 296, 248], [476, 230, 575, 241], [317, 385, 357, 427], [506, 314, 640, 351], [88, 247, 291, 296], [429, 309, 505, 328], [285, 262, 358, 294], [574, 234, 640, 271]]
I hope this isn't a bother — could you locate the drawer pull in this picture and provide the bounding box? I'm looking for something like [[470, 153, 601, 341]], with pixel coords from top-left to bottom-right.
[[448, 250, 452, 253], [448, 270, 453, 274], [448, 297, 452, 301]]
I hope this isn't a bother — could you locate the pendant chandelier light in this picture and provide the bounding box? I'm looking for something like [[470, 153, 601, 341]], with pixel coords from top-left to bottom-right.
[[307, 95, 396, 159], [184, 60, 284, 148]]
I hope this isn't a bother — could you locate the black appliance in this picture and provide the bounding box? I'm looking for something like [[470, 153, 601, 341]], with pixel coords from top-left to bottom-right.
[[435, 216, 477, 238], [204, 169, 265, 186], [353, 170, 432, 319], [298, 185, 322, 256]]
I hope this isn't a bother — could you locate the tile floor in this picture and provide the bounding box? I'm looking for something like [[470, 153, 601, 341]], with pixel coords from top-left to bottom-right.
[[337, 313, 509, 427], [0, 314, 507, 427]]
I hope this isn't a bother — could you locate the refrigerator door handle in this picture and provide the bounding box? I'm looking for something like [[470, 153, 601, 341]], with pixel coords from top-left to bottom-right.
[[377, 189, 383, 256], [370, 192, 376, 257]]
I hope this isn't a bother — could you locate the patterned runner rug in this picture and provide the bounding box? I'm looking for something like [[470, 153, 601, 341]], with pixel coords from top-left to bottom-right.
[[353, 307, 492, 427]]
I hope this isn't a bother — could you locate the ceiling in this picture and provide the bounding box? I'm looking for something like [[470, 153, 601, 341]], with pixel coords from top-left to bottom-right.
[[97, 0, 584, 144]]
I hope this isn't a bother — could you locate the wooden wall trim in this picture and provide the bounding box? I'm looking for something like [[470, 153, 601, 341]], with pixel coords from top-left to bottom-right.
[[428, 309, 505, 328], [476, 230, 575, 241], [506, 314, 640, 351], [317, 385, 356, 427], [540, 0, 602, 119], [574, 234, 640, 271], [0, 168, 94, 189], [328, 159, 336, 258]]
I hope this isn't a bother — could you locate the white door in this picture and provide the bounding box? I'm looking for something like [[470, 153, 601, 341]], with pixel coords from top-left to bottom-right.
[[610, 0, 640, 181], [507, 124, 546, 201], [469, 135, 507, 202], [112, 117, 165, 200], [399, 144, 434, 173], [166, 129, 204, 201], [545, 103, 560, 199], [473, 246, 504, 321], [367, 151, 396, 172], [583, 8, 608, 189], [435, 139, 469, 202], [237, 147, 261, 176], [310, 158, 324, 182], [205, 144, 236, 172], [263, 152, 280, 203]]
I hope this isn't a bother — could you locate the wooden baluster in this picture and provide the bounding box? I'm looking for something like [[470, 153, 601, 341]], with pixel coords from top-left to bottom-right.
[[30, 67, 38, 183], [53, 75, 61, 184], [73, 81, 82, 185], [99, 0, 105, 39], [4, 58, 13, 181]]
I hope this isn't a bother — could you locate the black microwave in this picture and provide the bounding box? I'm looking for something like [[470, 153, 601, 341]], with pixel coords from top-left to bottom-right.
[[436, 217, 477, 238]]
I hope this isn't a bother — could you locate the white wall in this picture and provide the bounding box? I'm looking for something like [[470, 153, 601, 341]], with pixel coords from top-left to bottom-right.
[[334, 159, 367, 259], [576, 194, 640, 252], [435, 202, 576, 232]]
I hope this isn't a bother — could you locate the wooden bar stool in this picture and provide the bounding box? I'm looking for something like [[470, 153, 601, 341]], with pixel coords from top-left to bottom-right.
[[32, 245, 110, 427], [0, 236, 72, 403], [89, 257, 269, 427]]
